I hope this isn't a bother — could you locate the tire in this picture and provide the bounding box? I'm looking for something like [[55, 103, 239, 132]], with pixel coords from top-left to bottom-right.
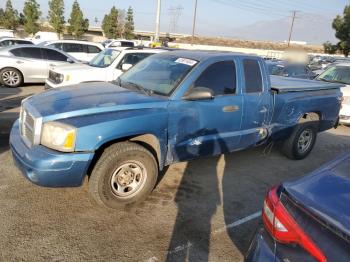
[[0, 68, 23, 88], [281, 122, 318, 160], [88, 142, 158, 209]]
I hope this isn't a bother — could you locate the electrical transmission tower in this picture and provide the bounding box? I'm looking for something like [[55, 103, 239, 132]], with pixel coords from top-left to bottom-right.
[[168, 5, 183, 33]]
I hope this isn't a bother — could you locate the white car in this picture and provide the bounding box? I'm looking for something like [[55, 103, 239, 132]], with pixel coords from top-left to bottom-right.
[[0, 37, 33, 47], [102, 39, 136, 48], [45, 47, 166, 89], [28, 31, 59, 44], [41, 40, 104, 62], [316, 63, 350, 125]]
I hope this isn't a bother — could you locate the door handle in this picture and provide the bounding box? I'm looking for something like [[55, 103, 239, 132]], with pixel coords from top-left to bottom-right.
[[223, 105, 239, 112], [49, 64, 56, 67], [16, 61, 24, 64], [259, 106, 267, 113]]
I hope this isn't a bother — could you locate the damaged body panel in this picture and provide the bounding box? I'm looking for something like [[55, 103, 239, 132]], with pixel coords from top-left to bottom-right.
[[10, 50, 343, 189]]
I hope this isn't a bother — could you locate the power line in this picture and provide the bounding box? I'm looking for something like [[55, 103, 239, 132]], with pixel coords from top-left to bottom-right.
[[168, 5, 183, 33]]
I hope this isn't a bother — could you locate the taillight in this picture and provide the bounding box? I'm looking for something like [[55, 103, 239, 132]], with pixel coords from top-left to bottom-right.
[[262, 186, 327, 262]]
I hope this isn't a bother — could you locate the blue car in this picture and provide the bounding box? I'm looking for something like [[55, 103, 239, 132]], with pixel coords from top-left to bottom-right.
[[246, 151, 350, 262]]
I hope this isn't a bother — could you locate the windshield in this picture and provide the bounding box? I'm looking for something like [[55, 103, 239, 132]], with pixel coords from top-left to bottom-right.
[[118, 54, 197, 96], [89, 48, 120, 68], [317, 65, 350, 85], [268, 64, 285, 75]]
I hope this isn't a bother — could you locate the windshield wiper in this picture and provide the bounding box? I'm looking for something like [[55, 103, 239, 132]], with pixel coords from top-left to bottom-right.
[[122, 81, 153, 96]]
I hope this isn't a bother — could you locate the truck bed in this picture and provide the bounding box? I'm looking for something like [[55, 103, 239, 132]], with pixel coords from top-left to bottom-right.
[[270, 75, 342, 93]]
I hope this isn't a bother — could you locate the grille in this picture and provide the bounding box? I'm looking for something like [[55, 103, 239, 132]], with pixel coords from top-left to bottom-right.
[[21, 108, 35, 146], [48, 70, 62, 84]]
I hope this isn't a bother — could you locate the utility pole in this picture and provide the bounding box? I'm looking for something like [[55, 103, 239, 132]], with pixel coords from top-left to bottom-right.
[[155, 0, 161, 43], [287, 10, 299, 47], [191, 0, 198, 45]]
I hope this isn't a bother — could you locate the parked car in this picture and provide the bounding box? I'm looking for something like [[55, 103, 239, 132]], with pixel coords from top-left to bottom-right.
[[0, 37, 33, 47], [10, 51, 342, 209], [316, 63, 350, 125], [45, 47, 166, 89], [41, 40, 104, 62], [246, 151, 350, 262], [105, 39, 135, 48], [28, 31, 59, 44], [0, 45, 78, 87], [267, 61, 316, 79]]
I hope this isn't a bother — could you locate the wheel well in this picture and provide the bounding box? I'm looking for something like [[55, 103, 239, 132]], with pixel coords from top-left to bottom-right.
[[87, 134, 161, 176], [298, 112, 321, 123]]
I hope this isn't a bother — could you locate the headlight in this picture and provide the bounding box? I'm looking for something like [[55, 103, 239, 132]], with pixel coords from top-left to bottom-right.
[[41, 122, 76, 152], [344, 96, 350, 105]]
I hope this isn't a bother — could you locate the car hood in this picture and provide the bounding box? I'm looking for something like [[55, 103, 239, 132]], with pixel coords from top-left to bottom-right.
[[24, 82, 168, 118], [283, 152, 350, 236], [51, 62, 99, 74]]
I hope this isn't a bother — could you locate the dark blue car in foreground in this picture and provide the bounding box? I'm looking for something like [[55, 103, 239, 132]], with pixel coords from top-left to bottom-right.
[[246, 151, 350, 262]]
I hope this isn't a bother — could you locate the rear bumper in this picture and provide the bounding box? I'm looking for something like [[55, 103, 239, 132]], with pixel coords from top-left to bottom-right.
[[10, 120, 94, 187], [245, 227, 315, 262]]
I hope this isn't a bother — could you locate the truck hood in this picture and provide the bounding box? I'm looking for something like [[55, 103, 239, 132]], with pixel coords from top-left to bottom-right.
[[283, 152, 350, 236], [24, 82, 168, 118]]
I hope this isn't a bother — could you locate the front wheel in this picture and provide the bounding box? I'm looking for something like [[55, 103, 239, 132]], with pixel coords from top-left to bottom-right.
[[281, 122, 318, 160], [88, 142, 158, 209]]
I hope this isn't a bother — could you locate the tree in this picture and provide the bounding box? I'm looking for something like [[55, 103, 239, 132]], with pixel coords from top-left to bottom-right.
[[332, 6, 350, 57], [102, 6, 119, 39], [0, 9, 5, 27], [48, 0, 65, 37], [323, 41, 338, 55], [3, 0, 19, 30], [124, 6, 134, 39], [23, 0, 41, 35], [68, 0, 89, 38]]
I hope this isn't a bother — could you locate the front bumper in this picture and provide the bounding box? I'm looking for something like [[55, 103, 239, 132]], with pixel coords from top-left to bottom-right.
[[10, 120, 94, 187]]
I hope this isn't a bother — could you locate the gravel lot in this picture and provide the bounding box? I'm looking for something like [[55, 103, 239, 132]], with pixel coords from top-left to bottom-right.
[[1, 85, 349, 262]]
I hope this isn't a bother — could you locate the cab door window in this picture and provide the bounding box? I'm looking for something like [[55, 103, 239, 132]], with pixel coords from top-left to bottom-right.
[[194, 61, 237, 96]]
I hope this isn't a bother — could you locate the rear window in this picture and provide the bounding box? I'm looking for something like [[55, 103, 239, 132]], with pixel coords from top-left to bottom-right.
[[10, 47, 42, 59], [243, 59, 263, 93], [121, 41, 134, 47], [44, 49, 68, 61]]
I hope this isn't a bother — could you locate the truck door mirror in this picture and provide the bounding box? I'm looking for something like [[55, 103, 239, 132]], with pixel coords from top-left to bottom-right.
[[122, 63, 133, 71], [182, 87, 214, 101]]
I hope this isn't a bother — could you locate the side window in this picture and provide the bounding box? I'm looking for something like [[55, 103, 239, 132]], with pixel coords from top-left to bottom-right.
[[87, 45, 101, 54], [11, 47, 42, 59], [16, 40, 32, 45], [0, 40, 11, 47], [118, 53, 152, 69], [243, 59, 263, 93], [63, 43, 83, 53], [44, 49, 69, 61], [120, 41, 134, 47], [194, 61, 236, 96], [52, 43, 63, 50]]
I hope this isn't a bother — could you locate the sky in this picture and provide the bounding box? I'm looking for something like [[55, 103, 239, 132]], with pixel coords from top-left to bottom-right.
[[3, 0, 349, 40]]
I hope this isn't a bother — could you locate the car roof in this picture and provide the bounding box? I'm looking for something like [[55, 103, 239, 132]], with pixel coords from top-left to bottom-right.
[[153, 50, 258, 62], [45, 40, 103, 47]]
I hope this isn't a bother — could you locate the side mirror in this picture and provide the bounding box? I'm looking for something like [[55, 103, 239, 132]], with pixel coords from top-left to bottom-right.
[[183, 87, 214, 101], [122, 63, 133, 71], [67, 58, 74, 63]]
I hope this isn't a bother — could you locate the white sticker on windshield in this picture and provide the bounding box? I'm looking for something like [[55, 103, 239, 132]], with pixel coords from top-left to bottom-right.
[[175, 58, 197, 66]]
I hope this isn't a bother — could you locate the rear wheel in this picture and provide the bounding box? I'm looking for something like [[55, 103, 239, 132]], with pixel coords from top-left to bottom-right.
[[0, 68, 23, 88], [88, 142, 158, 209], [281, 122, 318, 160]]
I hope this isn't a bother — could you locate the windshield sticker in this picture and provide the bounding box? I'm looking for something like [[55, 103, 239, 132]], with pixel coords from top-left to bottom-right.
[[175, 58, 197, 66]]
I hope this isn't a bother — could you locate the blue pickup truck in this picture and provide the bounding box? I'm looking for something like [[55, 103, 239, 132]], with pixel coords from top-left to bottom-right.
[[10, 51, 343, 208]]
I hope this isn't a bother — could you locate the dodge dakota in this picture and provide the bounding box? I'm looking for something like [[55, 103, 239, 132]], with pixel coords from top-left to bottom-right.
[[10, 51, 343, 209]]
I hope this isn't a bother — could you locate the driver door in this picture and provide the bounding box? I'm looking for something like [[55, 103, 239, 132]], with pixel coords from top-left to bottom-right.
[[168, 60, 243, 162]]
